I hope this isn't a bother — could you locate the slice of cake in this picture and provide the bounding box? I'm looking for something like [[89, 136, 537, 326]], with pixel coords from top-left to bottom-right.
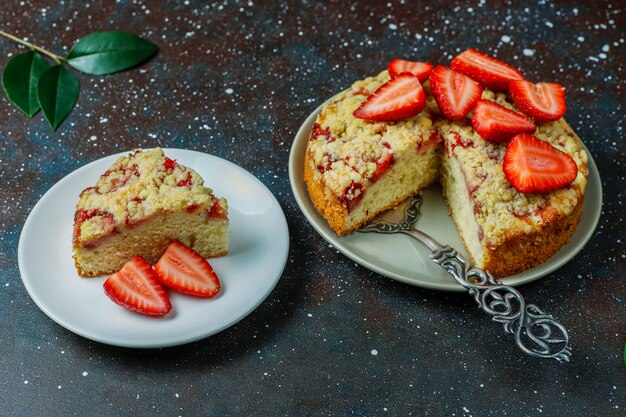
[[304, 71, 442, 235], [73, 148, 228, 277], [304, 64, 588, 277]]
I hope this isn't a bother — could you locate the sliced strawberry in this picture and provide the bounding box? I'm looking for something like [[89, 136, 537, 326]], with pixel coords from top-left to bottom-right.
[[509, 80, 566, 123], [430, 65, 483, 120], [450, 48, 525, 91], [103, 257, 172, 316], [155, 240, 220, 297], [472, 99, 536, 142], [387, 59, 434, 83], [503, 133, 578, 193], [353, 74, 425, 121]]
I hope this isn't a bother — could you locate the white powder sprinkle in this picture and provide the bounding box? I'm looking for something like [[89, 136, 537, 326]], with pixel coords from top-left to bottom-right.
[[388, 23, 397, 30], [523, 48, 535, 57], [371, 349, 378, 356], [577, 36, 585, 42], [463, 407, 470, 412], [89, 135, 97, 141], [545, 21, 553, 28], [602, 44, 610, 52], [82, 371, 88, 376], [501, 35, 511, 43], [225, 88, 234, 94], [307, 313, 312, 317]]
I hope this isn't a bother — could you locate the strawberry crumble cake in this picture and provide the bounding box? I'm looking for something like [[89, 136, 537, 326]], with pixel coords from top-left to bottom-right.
[[73, 148, 228, 277], [304, 50, 588, 277]]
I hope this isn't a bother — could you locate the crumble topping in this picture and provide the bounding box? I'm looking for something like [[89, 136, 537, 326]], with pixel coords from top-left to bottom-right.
[[308, 71, 437, 207], [75, 148, 228, 243]]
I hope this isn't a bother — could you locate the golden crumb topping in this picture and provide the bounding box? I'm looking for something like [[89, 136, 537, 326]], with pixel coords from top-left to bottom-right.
[[308, 71, 437, 204], [74, 148, 228, 243]]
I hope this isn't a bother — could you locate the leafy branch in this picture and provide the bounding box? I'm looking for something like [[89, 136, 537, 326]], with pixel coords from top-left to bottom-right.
[[1, 30, 158, 130]]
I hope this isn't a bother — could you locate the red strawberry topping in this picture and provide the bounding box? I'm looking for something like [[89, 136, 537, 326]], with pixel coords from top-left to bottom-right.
[[509, 80, 566, 123], [208, 195, 228, 219], [387, 58, 434, 83], [503, 133, 578, 193], [73, 209, 116, 242], [163, 157, 177, 171], [450, 48, 525, 91], [177, 172, 192, 187], [472, 99, 536, 142], [430, 65, 483, 120], [353, 74, 426, 121], [154, 240, 221, 297], [371, 153, 395, 182], [311, 123, 334, 142], [103, 256, 172, 316]]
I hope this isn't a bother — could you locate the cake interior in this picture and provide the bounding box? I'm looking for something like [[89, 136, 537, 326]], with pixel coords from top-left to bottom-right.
[[440, 150, 485, 267], [343, 144, 441, 232], [74, 210, 228, 277]]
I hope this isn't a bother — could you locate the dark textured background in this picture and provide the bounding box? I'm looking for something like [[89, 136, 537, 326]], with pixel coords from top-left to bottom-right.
[[1, 1, 624, 416]]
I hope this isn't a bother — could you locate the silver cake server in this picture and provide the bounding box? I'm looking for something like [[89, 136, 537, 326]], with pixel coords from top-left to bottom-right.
[[359, 194, 571, 362]]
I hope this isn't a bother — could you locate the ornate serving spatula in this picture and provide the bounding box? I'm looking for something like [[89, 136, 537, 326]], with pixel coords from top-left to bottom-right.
[[359, 194, 571, 362]]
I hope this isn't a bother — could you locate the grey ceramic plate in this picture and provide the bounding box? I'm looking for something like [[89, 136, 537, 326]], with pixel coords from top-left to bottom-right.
[[289, 102, 603, 291]]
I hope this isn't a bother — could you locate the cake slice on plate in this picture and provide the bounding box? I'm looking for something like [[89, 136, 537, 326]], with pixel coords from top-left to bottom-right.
[[73, 148, 228, 277]]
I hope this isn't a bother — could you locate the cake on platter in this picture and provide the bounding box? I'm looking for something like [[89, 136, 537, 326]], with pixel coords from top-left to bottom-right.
[[73, 147, 228, 277], [304, 50, 587, 278]]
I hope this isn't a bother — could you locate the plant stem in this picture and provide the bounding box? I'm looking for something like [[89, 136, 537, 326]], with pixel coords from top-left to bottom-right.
[[0, 29, 65, 64]]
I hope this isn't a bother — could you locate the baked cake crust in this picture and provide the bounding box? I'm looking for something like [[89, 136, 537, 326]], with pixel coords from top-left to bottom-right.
[[304, 71, 588, 277]]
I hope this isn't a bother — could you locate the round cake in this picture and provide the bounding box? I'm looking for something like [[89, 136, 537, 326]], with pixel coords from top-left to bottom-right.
[[304, 70, 588, 278]]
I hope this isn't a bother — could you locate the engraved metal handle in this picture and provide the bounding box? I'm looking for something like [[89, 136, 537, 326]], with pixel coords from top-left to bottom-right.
[[359, 195, 571, 362], [430, 245, 571, 361]]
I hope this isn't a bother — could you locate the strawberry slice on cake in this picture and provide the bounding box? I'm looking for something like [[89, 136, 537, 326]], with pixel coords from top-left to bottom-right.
[[73, 148, 229, 277]]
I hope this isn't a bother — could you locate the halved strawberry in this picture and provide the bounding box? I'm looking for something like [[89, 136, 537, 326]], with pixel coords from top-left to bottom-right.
[[503, 133, 578, 193], [509, 80, 566, 123], [155, 240, 220, 297], [387, 59, 434, 83], [472, 99, 536, 142], [450, 48, 525, 91], [430, 65, 483, 120], [353, 74, 425, 121], [103, 256, 172, 316]]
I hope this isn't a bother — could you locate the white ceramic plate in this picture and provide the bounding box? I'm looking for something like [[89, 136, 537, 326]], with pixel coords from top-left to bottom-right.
[[19, 149, 289, 348], [289, 103, 602, 291]]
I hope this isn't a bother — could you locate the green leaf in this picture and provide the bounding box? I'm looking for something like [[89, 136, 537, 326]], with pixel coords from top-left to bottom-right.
[[2, 51, 50, 117], [37, 65, 79, 130], [66, 31, 158, 75]]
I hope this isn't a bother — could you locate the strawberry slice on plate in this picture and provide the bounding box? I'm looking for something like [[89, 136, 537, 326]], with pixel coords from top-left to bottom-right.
[[509, 80, 566, 123], [430, 65, 483, 120], [353, 74, 425, 121], [472, 99, 536, 142], [503, 133, 578, 193], [155, 240, 221, 297], [103, 256, 172, 316], [388, 58, 434, 83], [450, 48, 525, 91]]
